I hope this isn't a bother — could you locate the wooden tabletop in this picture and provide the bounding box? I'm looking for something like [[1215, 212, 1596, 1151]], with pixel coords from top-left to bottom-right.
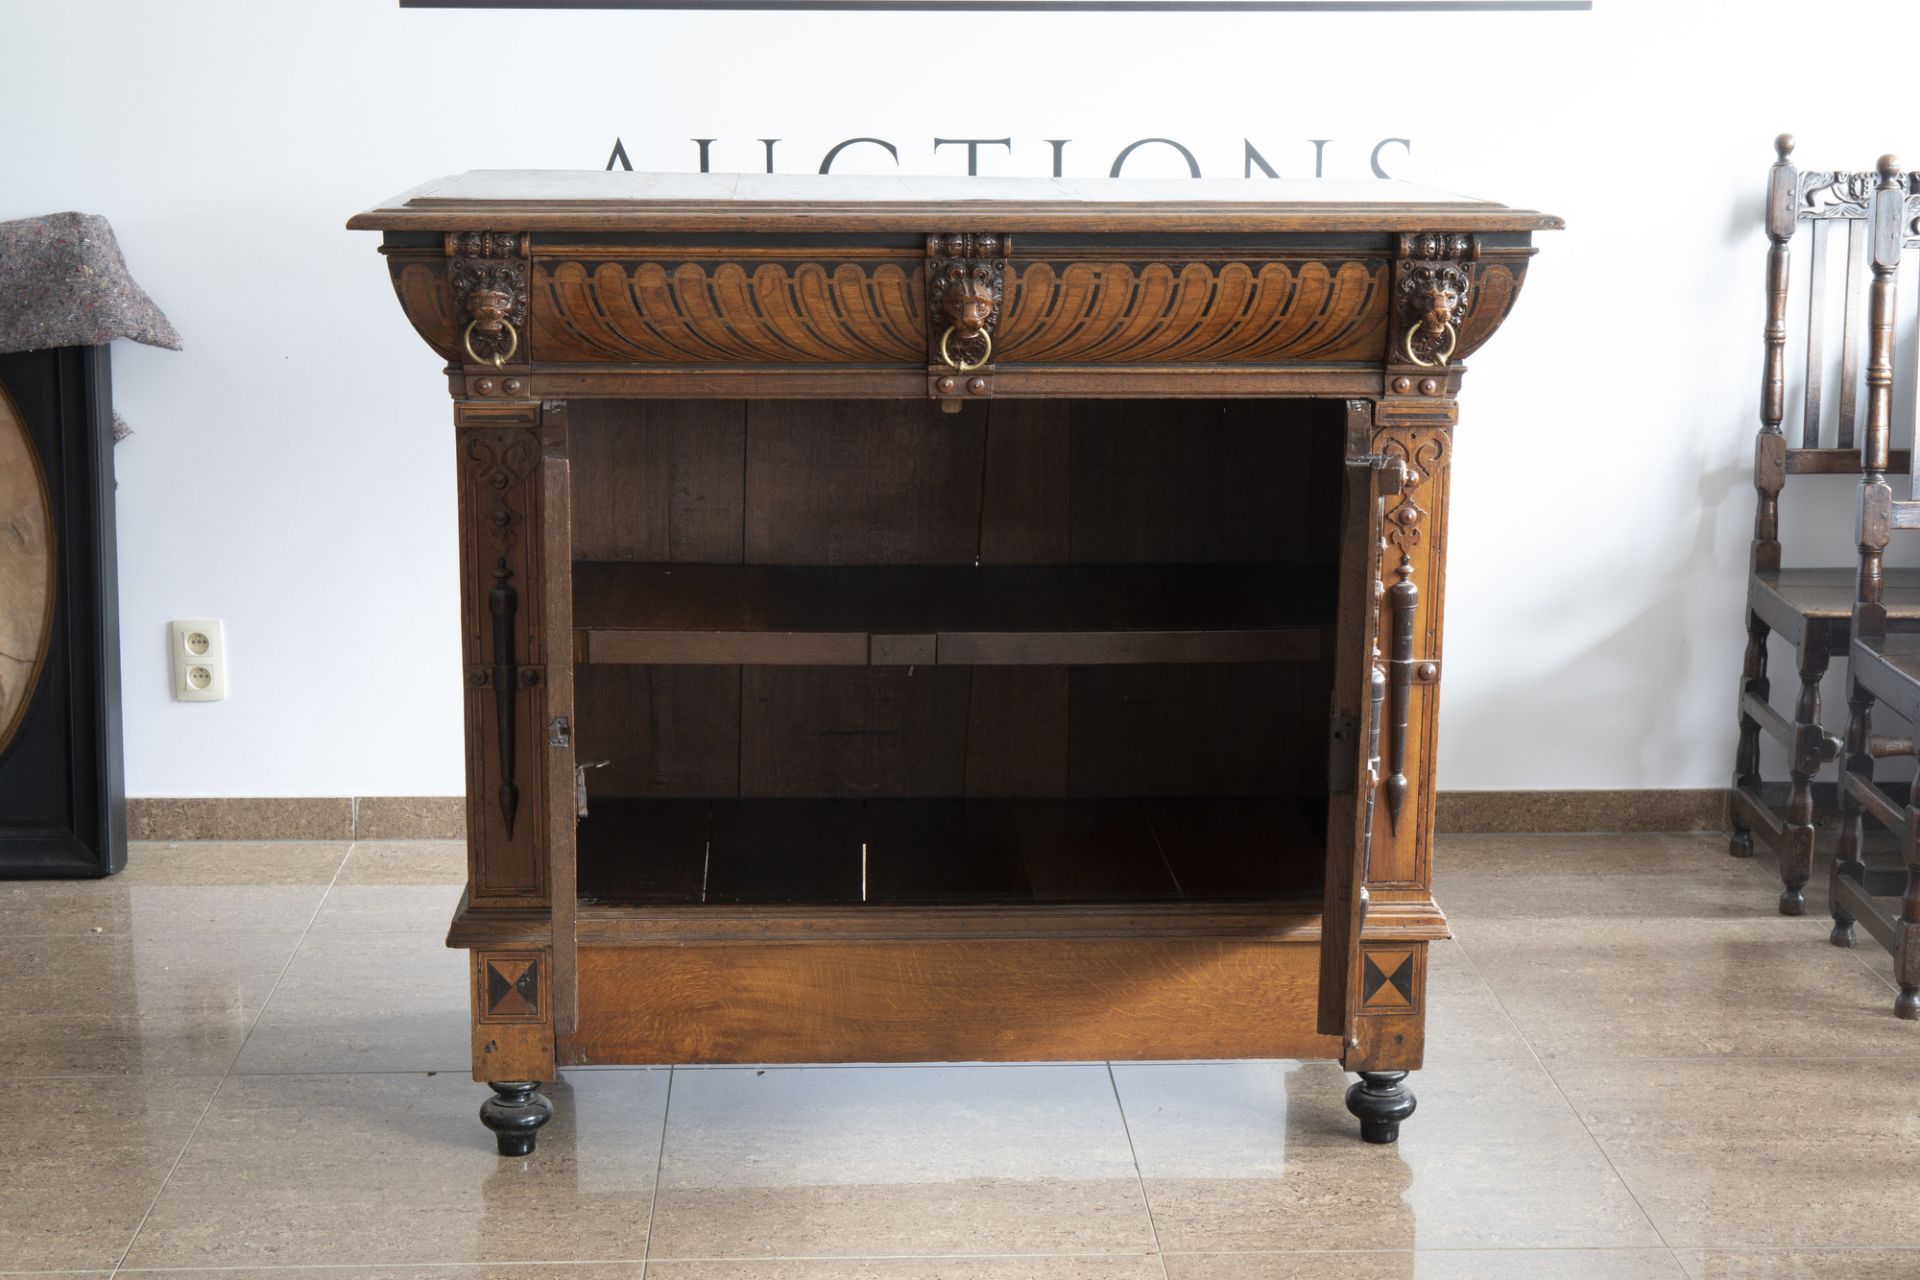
[[348, 170, 1564, 234]]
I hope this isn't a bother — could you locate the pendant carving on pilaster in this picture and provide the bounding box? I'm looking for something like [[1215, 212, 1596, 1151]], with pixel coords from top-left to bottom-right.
[[1394, 232, 1475, 373], [1372, 426, 1449, 836], [462, 430, 542, 837], [449, 231, 530, 371], [927, 232, 1009, 403]]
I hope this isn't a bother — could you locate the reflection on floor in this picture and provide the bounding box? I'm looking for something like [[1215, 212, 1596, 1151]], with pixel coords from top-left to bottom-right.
[[4, 831, 1917, 1279]]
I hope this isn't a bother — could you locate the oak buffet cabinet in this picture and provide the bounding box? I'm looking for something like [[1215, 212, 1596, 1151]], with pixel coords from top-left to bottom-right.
[[349, 172, 1557, 1155]]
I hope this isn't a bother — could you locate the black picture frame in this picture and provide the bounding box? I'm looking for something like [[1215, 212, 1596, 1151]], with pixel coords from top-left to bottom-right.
[[0, 345, 126, 877]]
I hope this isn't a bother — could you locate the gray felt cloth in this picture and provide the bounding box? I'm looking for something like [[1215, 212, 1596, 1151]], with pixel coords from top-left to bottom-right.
[[0, 212, 181, 355]]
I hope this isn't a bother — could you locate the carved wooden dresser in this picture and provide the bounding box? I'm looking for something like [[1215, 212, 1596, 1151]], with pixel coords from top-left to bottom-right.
[[350, 172, 1557, 1154]]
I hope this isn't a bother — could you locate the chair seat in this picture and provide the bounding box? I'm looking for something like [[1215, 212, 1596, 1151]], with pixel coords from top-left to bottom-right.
[[1750, 567, 1920, 639]]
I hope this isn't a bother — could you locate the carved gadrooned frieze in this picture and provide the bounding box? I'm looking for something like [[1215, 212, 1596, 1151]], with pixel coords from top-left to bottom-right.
[[927, 232, 1009, 402], [449, 231, 530, 380], [1393, 232, 1475, 377]]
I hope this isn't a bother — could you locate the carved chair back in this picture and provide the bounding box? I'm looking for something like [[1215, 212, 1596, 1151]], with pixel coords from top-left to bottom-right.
[[1753, 137, 1920, 575], [1851, 157, 1920, 644]]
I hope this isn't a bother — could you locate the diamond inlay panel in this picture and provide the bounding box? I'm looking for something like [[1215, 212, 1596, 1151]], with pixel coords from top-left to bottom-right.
[[478, 951, 544, 1023]]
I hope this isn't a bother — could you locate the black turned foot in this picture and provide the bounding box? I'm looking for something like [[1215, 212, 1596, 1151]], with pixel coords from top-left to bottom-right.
[[481, 1081, 552, 1156], [1728, 829, 1754, 859], [1830, 907, 1855, 948], [1345, 1070, 1417, 1144], [1778, 886, 1807, 917], [1897, 987, 1920, 1021]]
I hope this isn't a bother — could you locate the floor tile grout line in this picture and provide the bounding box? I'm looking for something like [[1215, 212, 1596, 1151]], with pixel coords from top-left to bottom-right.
[[1105, 1061, 1172, 1280], [1725, 845, 1909, 997], [1448, 925, 1676, 1254], [1835, 927, 1902, 993], [106, 841, 354, 1278], [64, 1245, 1920, 1272], [639, 1065, 676, 1279]]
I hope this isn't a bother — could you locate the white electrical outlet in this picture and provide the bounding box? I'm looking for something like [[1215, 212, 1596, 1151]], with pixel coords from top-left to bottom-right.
[[170, 619, 227, 702]]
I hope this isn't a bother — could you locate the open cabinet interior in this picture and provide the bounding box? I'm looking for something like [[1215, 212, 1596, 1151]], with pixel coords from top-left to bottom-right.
[[567, 396, 1346, 911]]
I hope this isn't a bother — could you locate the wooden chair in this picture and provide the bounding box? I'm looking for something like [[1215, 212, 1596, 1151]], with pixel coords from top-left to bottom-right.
[[1731, 137, 1918, 915], [1831, 157, 1920, 1013]]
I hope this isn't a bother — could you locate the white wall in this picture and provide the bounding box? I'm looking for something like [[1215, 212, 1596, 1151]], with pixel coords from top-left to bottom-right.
[[3, 0, 1914, 796]]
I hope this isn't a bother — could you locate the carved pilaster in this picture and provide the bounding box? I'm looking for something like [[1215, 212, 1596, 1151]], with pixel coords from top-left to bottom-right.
[[1391, 232, 1476, 377], [462, 430, 543, 839], [1369, 409, 1453, 887], [456, 409, 548, 903], [449, 231, 531, 382], [927, 232, 1009, 404]]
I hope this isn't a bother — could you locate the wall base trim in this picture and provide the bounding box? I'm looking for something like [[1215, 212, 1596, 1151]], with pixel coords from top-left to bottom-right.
[[128, 790, 1735, 842], [1434, 789, 1728, 834], [128, 796, 464, 842]]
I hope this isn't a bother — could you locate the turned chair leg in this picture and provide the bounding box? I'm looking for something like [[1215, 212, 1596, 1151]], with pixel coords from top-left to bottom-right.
[[1831, 680, 1872, 948], [1345, 1071, 1417, 1144], [1731, 610, 1770, 859], [481, 1081, 553, 1156], [1901, 810, 1920, 1019], [1781, 641, 1830, 916]]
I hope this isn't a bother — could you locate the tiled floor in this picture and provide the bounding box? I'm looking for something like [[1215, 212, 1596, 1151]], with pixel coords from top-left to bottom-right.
[[4, 832, 1918, 1279]]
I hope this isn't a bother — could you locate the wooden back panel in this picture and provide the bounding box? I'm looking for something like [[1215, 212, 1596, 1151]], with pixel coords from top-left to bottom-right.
[[568, 397, 1344, 804]]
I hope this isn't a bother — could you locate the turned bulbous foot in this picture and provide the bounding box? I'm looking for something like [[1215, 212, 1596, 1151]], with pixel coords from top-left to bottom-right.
[[1778, 887, 1806, 917], [1345, 1070, 1417, 1144], [481, 1081, 552, 1156], [1830, 911, 1855, 948], [1728, 829, 1753, 859], [1897, 987, 1920, 1021]]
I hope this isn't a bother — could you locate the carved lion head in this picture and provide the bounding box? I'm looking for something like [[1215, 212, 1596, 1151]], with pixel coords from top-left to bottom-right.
[[1417, 283, 1459, 339], [940, 264, 996, 340], [469, 288, 513, 332]]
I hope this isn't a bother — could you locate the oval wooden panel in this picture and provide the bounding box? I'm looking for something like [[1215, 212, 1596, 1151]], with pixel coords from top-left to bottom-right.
[[0, 383, 54, 758]]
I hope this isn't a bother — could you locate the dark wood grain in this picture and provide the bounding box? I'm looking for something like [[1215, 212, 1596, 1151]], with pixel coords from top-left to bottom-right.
[[574, 561, 1333, 666], [571, 795, 1324, 910], [739, 666, 973, 798]]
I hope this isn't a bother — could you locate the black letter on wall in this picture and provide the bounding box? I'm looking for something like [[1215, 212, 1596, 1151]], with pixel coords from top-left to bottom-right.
[[1111, 138, 1202, 179], [1371, 138, 1411, 179], [820, 137, 900, 174], [934, 138, 1013, 176]]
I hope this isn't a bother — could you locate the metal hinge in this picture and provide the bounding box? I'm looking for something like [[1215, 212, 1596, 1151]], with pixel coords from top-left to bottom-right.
[[575, 759, 610, 817], [1328, 711, 1359, 792]]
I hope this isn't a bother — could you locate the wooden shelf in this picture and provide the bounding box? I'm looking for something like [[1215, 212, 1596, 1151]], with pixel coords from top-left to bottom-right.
[[575, 795, 1327, 912], [573, 562, 1332, 667]]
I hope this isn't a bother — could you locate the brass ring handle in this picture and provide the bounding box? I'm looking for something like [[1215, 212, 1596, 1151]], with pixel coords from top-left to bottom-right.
[[938, 324, 992, 373], [463, 317, 519, 368], [1403, 320, 1457, 369]]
